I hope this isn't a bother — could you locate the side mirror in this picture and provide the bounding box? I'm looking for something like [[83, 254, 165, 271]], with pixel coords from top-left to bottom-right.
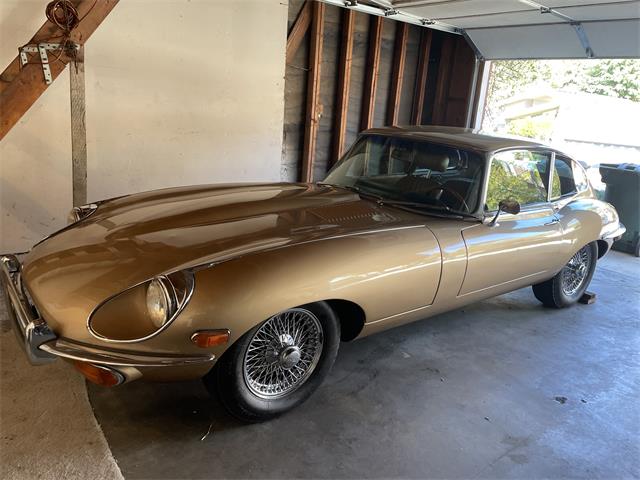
[[488, 199, 520, 227]]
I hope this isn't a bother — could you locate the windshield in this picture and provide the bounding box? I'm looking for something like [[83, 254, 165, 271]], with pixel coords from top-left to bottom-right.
[[324, 134, 484, 215]]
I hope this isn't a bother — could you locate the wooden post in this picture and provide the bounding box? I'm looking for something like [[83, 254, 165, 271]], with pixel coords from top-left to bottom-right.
[[331, 9, 355, 166], [286, 0, 312, 64], [360, 15, 383, 132], [301, 1, 325, 183], [0, 0, 119, 141], [70, 46, 87, 207], [432, 36, 455, 125], [386, 23, 409, 126], [410, 29, 432, 125]]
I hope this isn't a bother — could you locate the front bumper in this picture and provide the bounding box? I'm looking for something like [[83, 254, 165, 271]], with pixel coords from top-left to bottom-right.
[[602, 222, 626, 242], [1, 255, 215, 371]]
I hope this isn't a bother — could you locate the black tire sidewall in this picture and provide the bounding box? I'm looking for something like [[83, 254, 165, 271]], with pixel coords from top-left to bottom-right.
[[552, 242, 598, 307], [209, 301, 340, 422]]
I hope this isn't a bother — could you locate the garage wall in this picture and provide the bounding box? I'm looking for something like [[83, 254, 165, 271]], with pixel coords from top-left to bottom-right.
[[0, 0, 288, 253], [282, 1, 478, 182]]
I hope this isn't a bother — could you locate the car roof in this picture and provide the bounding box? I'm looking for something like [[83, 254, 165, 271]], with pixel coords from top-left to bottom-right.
[[364, 126, 549, 154]]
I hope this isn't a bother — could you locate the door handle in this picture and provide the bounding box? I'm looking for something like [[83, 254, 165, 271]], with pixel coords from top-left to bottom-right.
[[544, 219, 560, 226]]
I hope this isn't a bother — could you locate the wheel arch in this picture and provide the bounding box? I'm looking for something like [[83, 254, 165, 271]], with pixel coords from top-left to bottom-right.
[[596, 239, 610, 259], [325, 299, 366, 341]]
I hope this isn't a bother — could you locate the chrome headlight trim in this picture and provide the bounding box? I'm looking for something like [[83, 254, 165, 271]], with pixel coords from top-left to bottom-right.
[[87, 271, 195, 344]]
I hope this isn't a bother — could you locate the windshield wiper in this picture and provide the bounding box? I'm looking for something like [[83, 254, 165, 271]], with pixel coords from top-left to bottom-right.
[[378, 199, 477, 219], [319, 183, 476, 219], [318, 183, 384, 201]]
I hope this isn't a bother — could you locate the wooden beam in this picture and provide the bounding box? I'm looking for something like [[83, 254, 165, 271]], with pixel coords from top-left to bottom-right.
[[432, 36, 455, 125], [0, 0, 119, 141], [286, 0, 312, 64], [386, 22, 409, 126], [410, 29, 432, 125], [301, 1, 325, 183], [331, 9, 355, 167], [70, 47, 87, 207], [360, 15, 383, 132]]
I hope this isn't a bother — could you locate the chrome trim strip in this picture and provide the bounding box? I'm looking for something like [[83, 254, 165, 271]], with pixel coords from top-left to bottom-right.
[[40, 339, 215, 368]]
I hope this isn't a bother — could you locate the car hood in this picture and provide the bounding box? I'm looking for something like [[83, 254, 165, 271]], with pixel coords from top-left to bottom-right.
[[22, 183, 420, 321]]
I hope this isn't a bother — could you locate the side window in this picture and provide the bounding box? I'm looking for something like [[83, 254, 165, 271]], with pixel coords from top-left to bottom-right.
[[486, 150, 550, 211], [551, 156, 577, 199], [572, 160, 590, 192]]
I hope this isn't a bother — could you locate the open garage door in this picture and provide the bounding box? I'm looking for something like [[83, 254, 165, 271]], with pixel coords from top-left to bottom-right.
[[322, 0, 640, 59]]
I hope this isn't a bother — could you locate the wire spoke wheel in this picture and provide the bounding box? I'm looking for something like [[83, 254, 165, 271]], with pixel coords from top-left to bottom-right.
[[243, 308, 324, 399], [561, 245, 592, 296]]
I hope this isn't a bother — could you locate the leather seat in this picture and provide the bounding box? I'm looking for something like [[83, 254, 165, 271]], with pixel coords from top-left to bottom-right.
[[396, 152, 450, 198]]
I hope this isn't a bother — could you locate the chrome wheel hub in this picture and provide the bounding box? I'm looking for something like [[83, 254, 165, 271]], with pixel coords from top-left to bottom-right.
[[561, 246, 592, 296], [243, 308, 323, 399]]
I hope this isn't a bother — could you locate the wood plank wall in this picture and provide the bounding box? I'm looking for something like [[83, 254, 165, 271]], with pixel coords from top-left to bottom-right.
[[282, 0, 477, 183]]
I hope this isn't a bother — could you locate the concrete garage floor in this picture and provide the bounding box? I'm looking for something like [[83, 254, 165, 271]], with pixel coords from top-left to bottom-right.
[[88, 251, 640, 479]]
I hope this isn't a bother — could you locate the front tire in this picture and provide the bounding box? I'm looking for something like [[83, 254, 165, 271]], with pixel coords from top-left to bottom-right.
[[204, 302, 340, 422], [532, 242, 598, 308]]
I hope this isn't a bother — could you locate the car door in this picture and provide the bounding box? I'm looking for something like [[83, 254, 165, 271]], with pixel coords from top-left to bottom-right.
[[458, 149, 566, 297]]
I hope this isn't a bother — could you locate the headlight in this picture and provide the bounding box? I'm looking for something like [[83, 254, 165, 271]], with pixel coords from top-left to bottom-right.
[[67, 203, 98, 224], [88, 271, 194, 342], [146, 277, 177, 328]]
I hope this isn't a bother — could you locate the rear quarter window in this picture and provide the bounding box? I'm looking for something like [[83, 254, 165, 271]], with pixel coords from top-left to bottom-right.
[[551, 156, 576, 199]]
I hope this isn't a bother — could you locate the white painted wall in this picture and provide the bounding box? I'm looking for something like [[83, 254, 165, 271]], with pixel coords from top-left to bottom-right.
[[0, 0, 288, 252]]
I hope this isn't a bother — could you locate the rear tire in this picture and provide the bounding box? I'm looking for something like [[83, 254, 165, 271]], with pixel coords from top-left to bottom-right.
[[532, 242, 597, 308], [204, 302, 340, 422]]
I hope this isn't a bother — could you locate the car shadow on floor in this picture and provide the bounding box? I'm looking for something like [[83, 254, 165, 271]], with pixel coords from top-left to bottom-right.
[[87, 291, 542, 438]]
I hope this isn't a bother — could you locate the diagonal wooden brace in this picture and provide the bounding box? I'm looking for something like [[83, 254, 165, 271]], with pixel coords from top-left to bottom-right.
[[0, 0, 119, 141]]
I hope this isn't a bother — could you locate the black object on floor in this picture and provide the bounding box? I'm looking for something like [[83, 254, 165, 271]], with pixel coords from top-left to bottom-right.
[[579, 291, 597, 304]]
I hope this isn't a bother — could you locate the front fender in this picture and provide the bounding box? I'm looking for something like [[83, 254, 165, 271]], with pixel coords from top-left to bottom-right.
[[185, 226, 442, 354]]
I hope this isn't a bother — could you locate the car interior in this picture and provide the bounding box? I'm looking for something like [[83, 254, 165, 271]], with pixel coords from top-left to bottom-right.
[[350, 136, 484, 213]]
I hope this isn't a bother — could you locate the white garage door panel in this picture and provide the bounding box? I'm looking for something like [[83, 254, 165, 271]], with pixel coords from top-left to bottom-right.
[[467, 24, 585, 59], [399, 0, 533, 19], [440, 10, 560, 28], [556, 3, 640, 22], [331, 0, 640, 58], [584, 19, 640, 57], [546, 0, 638, 7]]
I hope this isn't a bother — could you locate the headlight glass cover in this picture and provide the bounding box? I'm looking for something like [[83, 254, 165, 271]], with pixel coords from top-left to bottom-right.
[[146, 277, 176, 328], [88, 271, 194, 342]]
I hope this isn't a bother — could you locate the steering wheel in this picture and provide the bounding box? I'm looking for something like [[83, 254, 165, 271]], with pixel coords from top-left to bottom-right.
[[422, 185, 470, 212]]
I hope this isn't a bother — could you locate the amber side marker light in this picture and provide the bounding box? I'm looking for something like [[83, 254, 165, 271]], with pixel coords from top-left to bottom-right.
[[74, 361, 123, 387], [191, 329, 230, 348]]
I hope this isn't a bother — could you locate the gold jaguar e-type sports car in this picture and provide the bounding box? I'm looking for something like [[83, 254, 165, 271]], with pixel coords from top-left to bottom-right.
[[2, 127, 625, 421]]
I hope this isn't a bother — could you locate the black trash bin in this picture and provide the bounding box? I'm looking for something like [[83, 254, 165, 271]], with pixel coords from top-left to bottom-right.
[[599, 163, 640, 256]]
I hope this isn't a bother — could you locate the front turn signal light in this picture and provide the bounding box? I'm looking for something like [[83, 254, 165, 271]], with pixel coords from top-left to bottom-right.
[[74, 361, 124, 387], [191, 329, 230, 348]]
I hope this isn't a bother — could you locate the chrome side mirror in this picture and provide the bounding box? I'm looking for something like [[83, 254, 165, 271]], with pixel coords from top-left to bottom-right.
[[488, 199, 520, 227]]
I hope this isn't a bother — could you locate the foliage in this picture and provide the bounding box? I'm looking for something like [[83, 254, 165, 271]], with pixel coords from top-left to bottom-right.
[[558, 60, 640, 102], [507, 117, 554, 141], [483, 59, 640, 135], [483, 60, 551, 130]]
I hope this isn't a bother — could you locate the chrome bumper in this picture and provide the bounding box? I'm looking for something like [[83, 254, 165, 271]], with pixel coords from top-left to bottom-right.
[[602, 222, 626, 242], [1, 254, 215, 368]]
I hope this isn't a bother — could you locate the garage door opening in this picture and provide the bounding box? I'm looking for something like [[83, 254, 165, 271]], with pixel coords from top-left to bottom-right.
[[478, 58, 640, 193]]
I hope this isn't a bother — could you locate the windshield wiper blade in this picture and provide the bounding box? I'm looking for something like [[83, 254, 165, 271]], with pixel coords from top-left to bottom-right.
[[379, 199, 476, 218], [320, 183, 384, 201]]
